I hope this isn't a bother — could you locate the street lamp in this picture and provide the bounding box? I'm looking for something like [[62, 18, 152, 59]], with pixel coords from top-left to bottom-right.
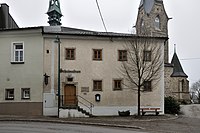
[[54, 35, 61, 117]]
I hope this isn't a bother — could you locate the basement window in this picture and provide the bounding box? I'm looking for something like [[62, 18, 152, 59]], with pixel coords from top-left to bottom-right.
[[5, 89, 14, 100]]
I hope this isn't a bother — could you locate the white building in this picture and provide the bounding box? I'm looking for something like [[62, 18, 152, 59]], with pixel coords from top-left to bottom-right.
[[0, 0, 171, 117]]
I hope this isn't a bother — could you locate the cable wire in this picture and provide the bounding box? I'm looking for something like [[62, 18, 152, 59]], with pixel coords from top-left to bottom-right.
[[180, 58, 200, 61], [95, 0, 108, 32]]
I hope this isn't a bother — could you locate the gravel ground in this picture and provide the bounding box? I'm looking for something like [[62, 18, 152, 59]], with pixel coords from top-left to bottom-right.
[[180, 104, 200, 118]]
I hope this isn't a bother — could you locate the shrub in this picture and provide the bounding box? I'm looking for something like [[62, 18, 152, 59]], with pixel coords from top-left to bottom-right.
[[164, 96, 180, 114]]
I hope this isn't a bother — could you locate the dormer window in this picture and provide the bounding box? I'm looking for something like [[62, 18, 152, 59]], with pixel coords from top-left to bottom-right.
[[154, 16, 160, 30]]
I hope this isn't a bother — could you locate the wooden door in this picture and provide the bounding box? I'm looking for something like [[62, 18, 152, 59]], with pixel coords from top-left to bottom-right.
[[64, 84, 77, 106]]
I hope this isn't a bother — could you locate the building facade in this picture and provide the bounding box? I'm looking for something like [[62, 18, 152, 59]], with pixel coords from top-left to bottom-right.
[[0, 0, 189, 117], [0, 28, 43, 115], [0, 26, 166, 117]]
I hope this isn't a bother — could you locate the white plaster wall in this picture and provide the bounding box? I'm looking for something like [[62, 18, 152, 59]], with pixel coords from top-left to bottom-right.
[[44, 35, 165, 116], [0, 29, 44, 102]]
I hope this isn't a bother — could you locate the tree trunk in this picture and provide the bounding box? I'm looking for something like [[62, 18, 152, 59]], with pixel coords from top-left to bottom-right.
[[137, 86, 141, 116]]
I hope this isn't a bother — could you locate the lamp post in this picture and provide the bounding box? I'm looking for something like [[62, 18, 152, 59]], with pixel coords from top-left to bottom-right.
[[55, 36, 61, 117]]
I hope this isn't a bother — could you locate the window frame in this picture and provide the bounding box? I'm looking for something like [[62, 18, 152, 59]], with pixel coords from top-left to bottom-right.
[[11, 42, 24, 64], [93, 49, 103, 61], [143, 50, 151, 62], [21, 88, 30, 100], [93, 80, 103, 91], [65, 48, 76, 60], [113, 79, 123, 91], [154, 16, 160, 30], [118, 50, 127, 61], [5, 89, 14, 100], [143, 81, 152, 92]]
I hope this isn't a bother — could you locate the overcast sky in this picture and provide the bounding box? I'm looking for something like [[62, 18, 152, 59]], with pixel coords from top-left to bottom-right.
[[1, 0, 200, 86]]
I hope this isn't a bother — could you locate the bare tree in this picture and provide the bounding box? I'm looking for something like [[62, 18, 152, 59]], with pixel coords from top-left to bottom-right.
[[120, 37, 164, 116], [191, 80, 200, 104]]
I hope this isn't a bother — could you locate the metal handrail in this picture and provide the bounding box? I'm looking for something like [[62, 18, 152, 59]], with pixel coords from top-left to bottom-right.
[[77, 95, 94, 115], [60, 95, 94, 115]]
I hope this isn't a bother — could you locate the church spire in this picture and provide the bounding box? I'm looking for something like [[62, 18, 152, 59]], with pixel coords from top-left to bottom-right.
[[47, 0, 63, 26], [171, 51, 188, 78], [139, 0, 163, 14]]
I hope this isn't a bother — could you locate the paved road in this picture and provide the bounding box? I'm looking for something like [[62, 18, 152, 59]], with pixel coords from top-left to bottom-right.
[[0, 121, 147, 133]]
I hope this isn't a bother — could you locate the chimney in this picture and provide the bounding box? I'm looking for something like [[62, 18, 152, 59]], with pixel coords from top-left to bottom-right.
[[0, 3, 9, 29]]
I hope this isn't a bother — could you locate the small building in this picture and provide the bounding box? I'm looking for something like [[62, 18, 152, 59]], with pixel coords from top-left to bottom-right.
[[165, 51, 190, 103]]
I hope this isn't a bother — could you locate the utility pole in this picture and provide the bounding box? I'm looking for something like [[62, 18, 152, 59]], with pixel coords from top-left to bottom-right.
[[55, 36, 61, 117]]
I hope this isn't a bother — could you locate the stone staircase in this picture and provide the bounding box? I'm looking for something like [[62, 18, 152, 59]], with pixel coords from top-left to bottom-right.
[[60, 105, 93, 118]]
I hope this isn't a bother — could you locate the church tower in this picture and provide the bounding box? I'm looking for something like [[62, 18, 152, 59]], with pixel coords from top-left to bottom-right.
[[136, 0, 169, 63], [47, 0, 63, 26]]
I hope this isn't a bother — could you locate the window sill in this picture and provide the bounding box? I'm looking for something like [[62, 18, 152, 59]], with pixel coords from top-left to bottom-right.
[[65, 58, 75, 60], [93, 59, 102, 61], [113, 89, 122, 91], [11, 62, 25, 64], [5, 98, 14, 100], [93, 90, 103, 91], [118, 60, 127, 62], [21, 98, 30, 100]]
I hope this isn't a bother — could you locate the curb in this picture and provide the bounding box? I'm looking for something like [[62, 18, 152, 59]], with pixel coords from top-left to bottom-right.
[[0, 118, 143, 130]]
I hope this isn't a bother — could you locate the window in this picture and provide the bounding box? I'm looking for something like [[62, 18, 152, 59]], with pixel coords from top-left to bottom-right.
[[21, 88, 30, 99], [143, 51, 151, 62], [141, 19, 144, 28], [65, 48, 75, 60], [11, 42, 24, 63], [113, 80, 122, 91], [5, 89, 14, 100], [93, 49, 102, 61], [155, 16, 160, 30], [118, 50, 127, 61], [93, 80, 102, 91], [143, 81, 152, 91]]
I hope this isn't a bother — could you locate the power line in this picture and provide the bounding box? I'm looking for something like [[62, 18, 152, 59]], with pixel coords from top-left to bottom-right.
[[95, 0, 108, 32], [180, 58, 200, 61]]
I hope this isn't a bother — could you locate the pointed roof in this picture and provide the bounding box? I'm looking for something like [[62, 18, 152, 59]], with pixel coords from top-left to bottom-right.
[[139, 0, 163, 14], [171, 52, 188, 77], [47, 0, 62, 15]]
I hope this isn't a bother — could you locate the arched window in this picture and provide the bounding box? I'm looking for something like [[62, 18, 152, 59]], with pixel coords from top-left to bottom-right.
[[155, 16, 160, 30], [140, 19, 145, 33], [141, 19, 144, 28]]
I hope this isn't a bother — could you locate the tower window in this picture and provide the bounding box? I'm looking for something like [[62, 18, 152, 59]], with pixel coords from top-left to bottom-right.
[[141, 20, 144, 27], [155, 16, 160, 30]]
